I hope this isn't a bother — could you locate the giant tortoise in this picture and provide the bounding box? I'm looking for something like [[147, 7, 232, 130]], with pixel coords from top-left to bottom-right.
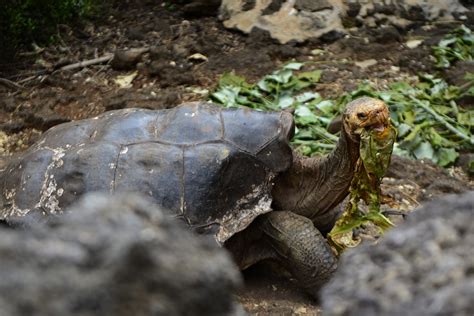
[[0, 97, 391, 296]]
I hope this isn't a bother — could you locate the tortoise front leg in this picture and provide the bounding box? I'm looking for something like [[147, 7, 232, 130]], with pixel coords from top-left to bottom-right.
[[259, 211, 338, 297]]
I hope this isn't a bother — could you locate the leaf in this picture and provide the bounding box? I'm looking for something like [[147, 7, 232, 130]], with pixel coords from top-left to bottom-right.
[[365, 211, 394, 230], [413, 142, 435, 160], [114, 71, 138, 88], [457, 112, 474, 126], [378, 92, 392, 102], [296, 92, 320, 103], [360, 125, 397, 179], [187, 53, 208, 62], [219, 72, 249, 87], [276, 95, 294, 109], [393, 143, 411, 158], [469, 160, 474, 175], [283, 62, 304, 70], [438, 37, 457, 48], [397, 123, 411, 137], [328, 126, 397, 254], [268, 69, 293, 84], [432, 25, 473, 68], [297, 70, 322, 84], [314, 100, 334, 114], [210, 86, 241, 107], [436, 148, 459, 167], [256, 79, 271, 92], [464, 72, 474, 81], [294, 105, 319, 125], [428, 128, 457, 147]]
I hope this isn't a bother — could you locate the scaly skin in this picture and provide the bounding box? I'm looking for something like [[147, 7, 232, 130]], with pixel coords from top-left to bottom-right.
[[226, 97, 391, 297]]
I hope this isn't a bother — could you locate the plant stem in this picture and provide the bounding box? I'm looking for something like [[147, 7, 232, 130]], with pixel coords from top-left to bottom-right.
[[410, 96, 474, 145]]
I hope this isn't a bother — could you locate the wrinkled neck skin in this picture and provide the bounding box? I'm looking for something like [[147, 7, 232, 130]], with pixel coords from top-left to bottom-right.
[[272, 130, 360, 231]]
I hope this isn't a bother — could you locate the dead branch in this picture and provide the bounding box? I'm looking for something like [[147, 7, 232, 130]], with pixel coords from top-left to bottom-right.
[[17, 75, 39, 84], [60, 54, 114, 71], [0, 78, 27, 91]]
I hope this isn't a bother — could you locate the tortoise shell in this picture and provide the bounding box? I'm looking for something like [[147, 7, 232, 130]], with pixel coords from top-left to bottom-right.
[[0, 102, 294, 243]]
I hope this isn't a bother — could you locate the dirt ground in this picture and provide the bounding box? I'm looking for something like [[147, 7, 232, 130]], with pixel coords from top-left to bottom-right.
[[0, 2, 473, 315]]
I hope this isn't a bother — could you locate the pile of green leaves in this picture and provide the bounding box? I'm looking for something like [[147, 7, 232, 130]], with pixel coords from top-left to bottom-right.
[[339, 74, 473, 167], [0, 0, 97, 59], [210, 62, 340, 155], [433, 25, 473, 68], [211, 27, 474, 168]]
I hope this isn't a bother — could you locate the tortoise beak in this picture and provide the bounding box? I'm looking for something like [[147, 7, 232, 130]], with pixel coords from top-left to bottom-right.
[[362, 107, 390, 133]]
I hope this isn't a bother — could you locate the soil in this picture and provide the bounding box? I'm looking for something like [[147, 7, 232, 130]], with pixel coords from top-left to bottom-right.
[[0, 2, 472, 315]]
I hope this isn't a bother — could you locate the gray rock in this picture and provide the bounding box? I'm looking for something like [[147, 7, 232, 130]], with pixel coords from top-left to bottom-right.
[[0, 193, 242, 316], [295, 0, 333, 12], [219, 0, 468, 44], [111, 49, 147, 71], [220, 0, 345, 44], [321, 191, 474, 316]]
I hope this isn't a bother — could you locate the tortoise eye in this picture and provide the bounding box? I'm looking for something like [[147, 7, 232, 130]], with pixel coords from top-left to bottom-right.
[[357, 112, 367, 120]]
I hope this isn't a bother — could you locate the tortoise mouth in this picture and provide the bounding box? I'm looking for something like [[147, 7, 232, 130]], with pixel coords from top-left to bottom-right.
[[358, 109, 390, 134], [364, 121, 388, 133]]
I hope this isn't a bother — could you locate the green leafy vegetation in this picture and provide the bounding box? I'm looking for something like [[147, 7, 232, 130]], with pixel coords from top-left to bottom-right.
[[340, 74, 473, 167], [0, 0, 97, 59], [433, 25, 473, 68], [210, 62, 339, 155], [328, 126, 397, 253], [211, 27, 474, 168]]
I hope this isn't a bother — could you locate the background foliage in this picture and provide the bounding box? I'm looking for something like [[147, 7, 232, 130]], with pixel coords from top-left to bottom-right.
[[0, 0, 97, 59], [212, 26, 474, 170]]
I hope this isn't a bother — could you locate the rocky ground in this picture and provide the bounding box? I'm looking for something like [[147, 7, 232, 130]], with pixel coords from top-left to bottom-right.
[[0, 1, 473, 315]]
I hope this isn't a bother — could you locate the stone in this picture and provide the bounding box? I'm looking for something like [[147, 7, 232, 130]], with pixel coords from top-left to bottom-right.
[[0, 193, 242, 316], [111, 49, 147, 71], [219, 0, 468, 43], [321, 191, 474, 316]]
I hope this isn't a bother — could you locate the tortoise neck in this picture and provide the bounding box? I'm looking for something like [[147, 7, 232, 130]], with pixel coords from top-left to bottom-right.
[[272, 130, 360, 229]]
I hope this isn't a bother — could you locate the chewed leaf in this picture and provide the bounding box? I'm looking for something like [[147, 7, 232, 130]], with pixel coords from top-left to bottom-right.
[[328, 125, 396, 255], [360, 125, 397, 179], [328, 215, 369, 236], [364, 211, 394, 231]]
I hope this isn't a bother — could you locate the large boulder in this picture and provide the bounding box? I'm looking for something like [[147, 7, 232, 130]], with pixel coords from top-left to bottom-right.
[[0, 193, 242, 316], [220, 0, 469, 43], [321, 191, 474, 316]]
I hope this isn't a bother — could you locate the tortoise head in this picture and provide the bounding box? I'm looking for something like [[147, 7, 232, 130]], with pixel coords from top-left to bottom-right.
[[342, 97, 390, 141]]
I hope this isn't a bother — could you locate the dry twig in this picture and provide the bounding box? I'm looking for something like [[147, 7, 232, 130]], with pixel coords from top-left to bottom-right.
[[0, 78, 27, 91], [60, 54, 114, 71]]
